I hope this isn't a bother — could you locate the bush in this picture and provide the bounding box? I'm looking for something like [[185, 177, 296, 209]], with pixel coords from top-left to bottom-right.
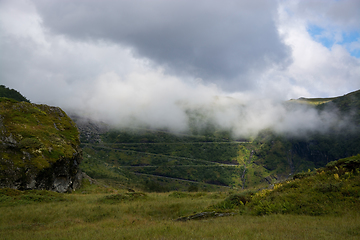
[[253, 200, 275, 215], [293, 171, 314, 180], [208, 191, 254, 212]]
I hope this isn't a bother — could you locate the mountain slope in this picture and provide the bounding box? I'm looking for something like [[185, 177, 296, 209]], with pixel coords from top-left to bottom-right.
[[79, 127, 242, 192], [75, 89, 360, 191], [206, 154, 360, 216]]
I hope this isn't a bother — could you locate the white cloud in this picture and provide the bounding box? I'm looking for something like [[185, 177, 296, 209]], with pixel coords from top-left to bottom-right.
[[259, 1, 360, 98], [0, 0, 359, 138]]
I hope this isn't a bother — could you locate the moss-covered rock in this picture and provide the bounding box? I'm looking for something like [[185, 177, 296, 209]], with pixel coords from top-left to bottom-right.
[[0, 97, 82, 192]]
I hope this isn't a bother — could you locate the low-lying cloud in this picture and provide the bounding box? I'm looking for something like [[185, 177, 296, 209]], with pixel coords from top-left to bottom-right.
[[64, 71, 351, 139]]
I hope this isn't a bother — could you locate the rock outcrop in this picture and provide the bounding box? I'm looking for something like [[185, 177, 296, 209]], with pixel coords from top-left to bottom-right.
[[0, 98, 82, 192]]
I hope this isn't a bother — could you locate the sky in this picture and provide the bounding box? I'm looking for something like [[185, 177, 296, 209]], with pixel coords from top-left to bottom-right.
[[1, 0, 360, 136]]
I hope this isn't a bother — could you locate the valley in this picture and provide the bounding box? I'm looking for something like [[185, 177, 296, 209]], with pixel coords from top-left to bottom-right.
[[1, 85, 360, 239]]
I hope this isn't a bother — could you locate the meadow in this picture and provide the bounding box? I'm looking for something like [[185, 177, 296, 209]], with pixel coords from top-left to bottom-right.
[[2, 132, 360, 240], [1, 182, 359, 240]]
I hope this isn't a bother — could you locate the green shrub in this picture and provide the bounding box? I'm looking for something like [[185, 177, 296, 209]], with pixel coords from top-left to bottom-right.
[[313, 182, 342, 193], [253, 200, 275, 215], [208, 191, 254, 212], [293, 172, 313, 180]]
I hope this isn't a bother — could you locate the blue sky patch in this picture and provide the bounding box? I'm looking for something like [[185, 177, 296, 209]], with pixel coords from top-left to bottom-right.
[[307, 24, 360, 58], [341, 31, 360, 58], [307, 24, 335, 49]]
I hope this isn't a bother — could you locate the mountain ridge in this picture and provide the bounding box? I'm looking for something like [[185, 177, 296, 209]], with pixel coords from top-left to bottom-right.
[[74, 88, 360, 191], [2, 85, 359, 192]]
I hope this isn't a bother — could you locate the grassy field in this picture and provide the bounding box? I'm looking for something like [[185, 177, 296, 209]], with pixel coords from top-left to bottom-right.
[[1, 186, 359, 239], [2, 155, 360, 239]]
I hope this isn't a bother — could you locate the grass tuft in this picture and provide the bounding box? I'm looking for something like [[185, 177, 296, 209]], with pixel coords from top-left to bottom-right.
[[97, 192, 148, 204], [0, 188, 67, 206]]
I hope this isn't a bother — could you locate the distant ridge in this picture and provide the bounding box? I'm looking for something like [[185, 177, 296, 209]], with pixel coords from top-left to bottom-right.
[[289, 89, 360, 106], [0, 85, 30, 102]]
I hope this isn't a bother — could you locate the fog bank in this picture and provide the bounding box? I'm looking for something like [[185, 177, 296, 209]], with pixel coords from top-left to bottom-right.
[[64, 71, 349, 139]]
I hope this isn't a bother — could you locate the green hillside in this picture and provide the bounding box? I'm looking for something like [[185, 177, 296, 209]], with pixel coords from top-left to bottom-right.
[[0, 85, 30, 103], [80, 129, 243, 192], [78, 128, 311, 191], [78, 89, 360, 192], [206, 154, 360, 216]]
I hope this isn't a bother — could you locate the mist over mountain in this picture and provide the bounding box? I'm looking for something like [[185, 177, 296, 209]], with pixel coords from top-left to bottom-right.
[[73, 89, 360, 191], [1, 84, 359, 191], [66, 82, 358, 140]]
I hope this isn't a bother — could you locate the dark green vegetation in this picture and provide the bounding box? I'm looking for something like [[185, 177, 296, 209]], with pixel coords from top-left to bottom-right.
[[80, 129, 244, 192], [78, 89, 360, 192], [205, 155, 360, 217], [290, 90, 360, 167], [0, 85, 30, 103], [0, 97, 82, 191]]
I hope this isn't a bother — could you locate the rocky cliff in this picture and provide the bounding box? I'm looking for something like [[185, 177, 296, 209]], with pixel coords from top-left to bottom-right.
[[0, 98, 82, 192]]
